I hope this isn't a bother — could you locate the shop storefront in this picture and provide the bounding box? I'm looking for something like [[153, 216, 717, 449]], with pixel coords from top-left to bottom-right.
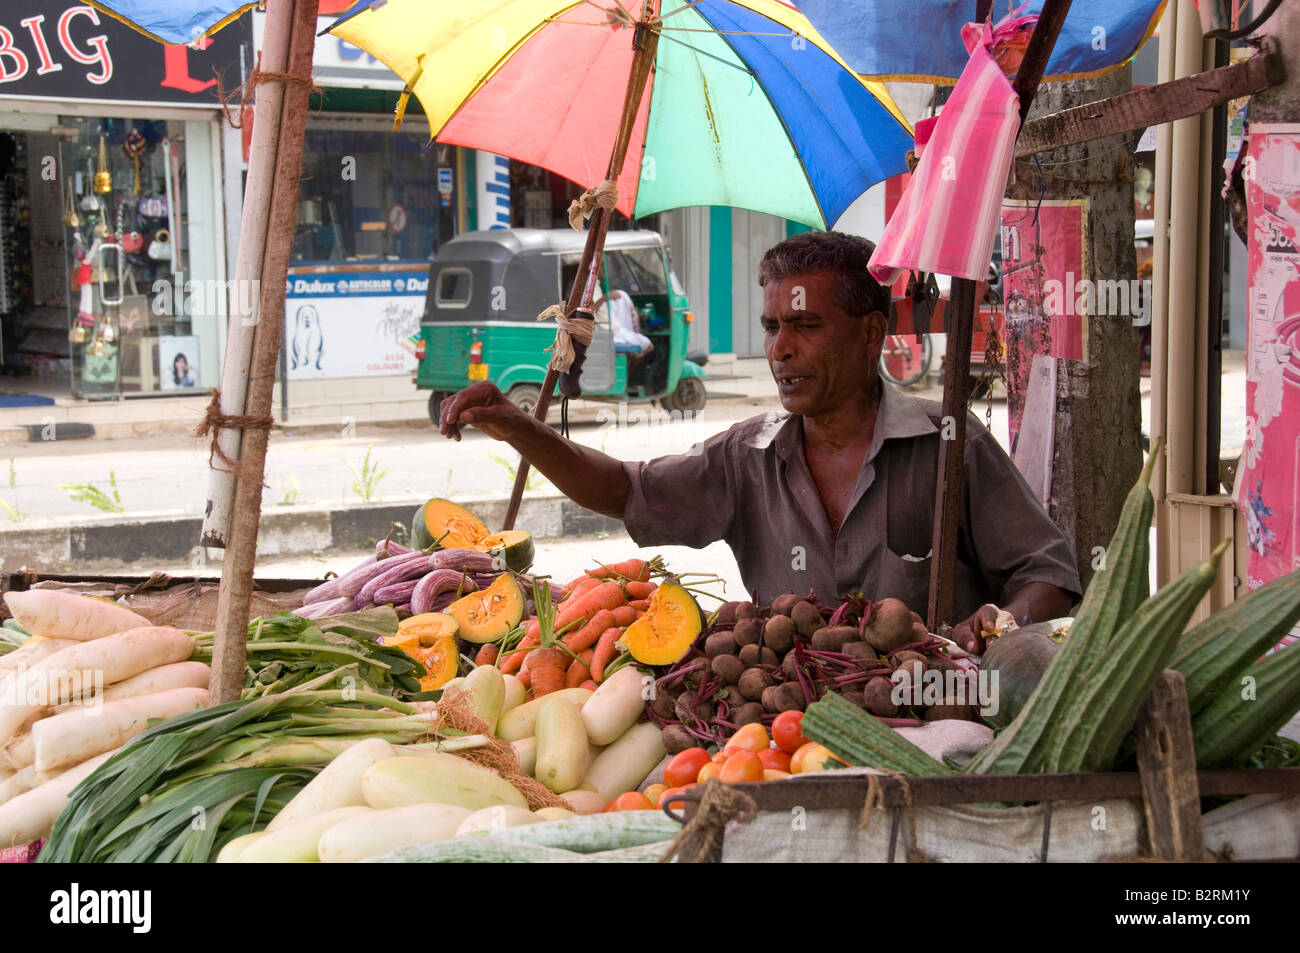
[[0, 1, 247, 400]]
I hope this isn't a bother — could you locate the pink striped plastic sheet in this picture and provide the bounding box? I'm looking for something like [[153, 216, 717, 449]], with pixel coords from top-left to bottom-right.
[[868, 20, 1021, 285]]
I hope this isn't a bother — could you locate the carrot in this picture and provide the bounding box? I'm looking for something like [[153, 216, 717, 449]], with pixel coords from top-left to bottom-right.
[[517, 668, 531, 690], [529, 647, 568, 697], [499, 633, 539, 675], [564, 649, 595, 689], [628, 598, 651, 612], [587, 558, 649, 582], [474, 644, 499, 667], [610, 605, 638, 628], [590, 626, 623, 683], [563, 609, 615, 654], [624, 580, 657, 600], [562, 575, 604, 602], [552, 581, 626, 636], [580, 679, 597, 691]]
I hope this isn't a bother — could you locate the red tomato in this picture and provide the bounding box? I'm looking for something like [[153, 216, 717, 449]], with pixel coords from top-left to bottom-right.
[[756, 748, 791, 773], [665, 748, 712, 788], [789, 741, 821, 774], [799, 745, 848, 773], [719, 750, 764, 783], [712, 746, 742, 765], [604, 791, 655, 812], [771, 711, 809, 754], [658, 784, 695, 811], [642, 783, 668, 805], [697, 761, 724, 783], [727, 723, 771, 753]]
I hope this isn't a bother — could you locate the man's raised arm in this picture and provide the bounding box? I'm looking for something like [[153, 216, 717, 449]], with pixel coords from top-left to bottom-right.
[[438, 382, 630, 519]]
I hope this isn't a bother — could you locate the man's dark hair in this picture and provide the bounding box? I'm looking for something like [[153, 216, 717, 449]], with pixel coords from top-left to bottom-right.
[[758, 231, 892, 319]]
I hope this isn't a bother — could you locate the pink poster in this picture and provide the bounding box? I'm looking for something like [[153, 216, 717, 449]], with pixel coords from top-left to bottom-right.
[[998, 199, 1089, 452], [1235, 126, 1300, 648]]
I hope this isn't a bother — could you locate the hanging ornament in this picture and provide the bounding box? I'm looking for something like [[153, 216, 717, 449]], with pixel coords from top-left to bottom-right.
[[93, 206, 110, 239], [123, 130, 147, 194], [61, 178, 81, 228], [94, 135, 112, 194]]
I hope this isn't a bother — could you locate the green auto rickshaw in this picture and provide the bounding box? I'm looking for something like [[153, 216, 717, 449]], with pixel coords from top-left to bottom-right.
[[414, 228, 707, 422]]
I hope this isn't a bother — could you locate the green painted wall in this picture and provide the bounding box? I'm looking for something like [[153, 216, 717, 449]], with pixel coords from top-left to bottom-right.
[[709, 206, 732, 353]]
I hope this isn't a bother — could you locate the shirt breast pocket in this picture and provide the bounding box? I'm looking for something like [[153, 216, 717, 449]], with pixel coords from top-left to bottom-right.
[[874, 547, 932, 618]]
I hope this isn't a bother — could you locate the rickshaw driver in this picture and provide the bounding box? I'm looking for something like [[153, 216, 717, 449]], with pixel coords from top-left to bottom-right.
[[439, 232, 1081, 653]]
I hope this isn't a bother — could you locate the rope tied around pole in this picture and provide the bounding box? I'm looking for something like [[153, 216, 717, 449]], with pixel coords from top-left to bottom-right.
[[536, 303, 595, 374], [193, 389, 276, 488], [567, 179, 620, 230], [859, 770, 935, 863], [660, 780, 757, 863], [214, 54, 325, 130]]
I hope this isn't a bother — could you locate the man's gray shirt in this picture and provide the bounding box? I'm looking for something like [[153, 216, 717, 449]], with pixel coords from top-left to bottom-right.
[[621, 382, 1082, 618]]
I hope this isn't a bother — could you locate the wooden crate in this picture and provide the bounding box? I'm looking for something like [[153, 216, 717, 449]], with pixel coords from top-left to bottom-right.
[[667, 673, 1300, 862]]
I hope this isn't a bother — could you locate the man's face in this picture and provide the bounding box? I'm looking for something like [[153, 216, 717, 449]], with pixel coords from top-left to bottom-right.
[[761, 270, 885, 416]]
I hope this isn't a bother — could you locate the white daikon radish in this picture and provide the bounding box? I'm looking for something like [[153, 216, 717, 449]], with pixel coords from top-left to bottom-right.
[[3, 590, 149, 641], [0, 638, 79, 680], [267, 737, 397, 832], [0, 748, 116, 848], [1, 729, 34, 771], [239, 806, 372, 863], [0, 626, 194, 745], [48, 661, 211, 714], [216, 831, 268, 863], [455, 804, 542, 836], [32, 686, 208, 774], [0, 764, 39, 803], [501, 674, 526, 714], [534, 807, 575, 821], [555, 789, 604, 815], [317, 803, 472, 863]]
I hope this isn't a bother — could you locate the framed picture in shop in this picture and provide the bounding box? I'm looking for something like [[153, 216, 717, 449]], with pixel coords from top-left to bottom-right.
[[158, 336, 199, 390]]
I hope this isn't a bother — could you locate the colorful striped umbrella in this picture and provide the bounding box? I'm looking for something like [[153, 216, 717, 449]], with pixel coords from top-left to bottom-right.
[[793, 0, 1165, 83], [325, 0, 913, 230], [83, 0, 356, 43]]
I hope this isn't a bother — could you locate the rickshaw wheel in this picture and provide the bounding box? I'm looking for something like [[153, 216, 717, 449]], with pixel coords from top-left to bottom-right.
[[661, 376, 707, 414], [506, 384, 542, 416], [427, 391, 451, 425]]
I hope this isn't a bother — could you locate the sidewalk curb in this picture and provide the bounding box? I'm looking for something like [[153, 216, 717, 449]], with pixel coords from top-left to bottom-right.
[[0, 496, 627, 573]]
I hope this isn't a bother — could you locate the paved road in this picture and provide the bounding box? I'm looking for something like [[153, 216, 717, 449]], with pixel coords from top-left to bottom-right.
[[0, 353, 1247, 526]]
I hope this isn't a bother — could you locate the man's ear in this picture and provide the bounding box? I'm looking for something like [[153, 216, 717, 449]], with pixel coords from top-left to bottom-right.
[[863, 310, 887, 354]]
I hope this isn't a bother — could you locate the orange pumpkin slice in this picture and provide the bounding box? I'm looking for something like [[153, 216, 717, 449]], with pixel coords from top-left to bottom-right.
[[386, 612, 460, 691], [620, 583, 702, 666]]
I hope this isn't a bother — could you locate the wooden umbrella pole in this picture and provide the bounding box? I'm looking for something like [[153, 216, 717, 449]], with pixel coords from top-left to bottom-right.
[[209, 0, 320, 704], [926, 0, 1072, 631], [502, 10, 661, 531], [200, 0, 294, 548]]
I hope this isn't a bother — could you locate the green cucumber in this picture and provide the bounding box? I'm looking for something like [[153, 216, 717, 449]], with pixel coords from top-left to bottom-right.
[[1192, 639, 1300, 768], [1171, 567, 1300, 715]]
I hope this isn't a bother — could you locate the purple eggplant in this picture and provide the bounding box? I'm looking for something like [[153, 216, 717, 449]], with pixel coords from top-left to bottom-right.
[[372, 579, 421, 606], [375, 538, 414, 557], [293, 596, 355, 619], [411, 569, 477, 616]]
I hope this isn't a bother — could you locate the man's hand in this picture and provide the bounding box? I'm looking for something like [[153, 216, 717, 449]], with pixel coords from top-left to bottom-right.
[[439, 383, 522, 442], [953, 603, 999, 655]]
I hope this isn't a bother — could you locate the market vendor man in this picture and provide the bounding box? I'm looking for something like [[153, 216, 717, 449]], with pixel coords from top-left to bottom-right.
[[439, 232, 1082, 653]]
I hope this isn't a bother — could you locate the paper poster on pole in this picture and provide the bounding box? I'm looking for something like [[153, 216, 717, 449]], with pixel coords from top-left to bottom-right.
[[1234, 126, 1300, 648], [283, 270, 427, 379], [998, 199, 1089, 455]]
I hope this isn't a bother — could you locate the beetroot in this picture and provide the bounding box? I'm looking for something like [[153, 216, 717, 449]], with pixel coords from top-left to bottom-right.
[[705, 631, 737, 658], [711, 654, 745, 685], [811, 626, 859, 653], [735, 602, 760, 621], [863, 676, 900, 717], [763, 615, 796, 655], [739, 668, 773, 702], [732, 702, 767, 726], [732, 618, 762, 647], [770, 593, 801, 617], [790, 600, 824, 638], [864, 597, 915, 653], [661, 724, 698, 754]]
